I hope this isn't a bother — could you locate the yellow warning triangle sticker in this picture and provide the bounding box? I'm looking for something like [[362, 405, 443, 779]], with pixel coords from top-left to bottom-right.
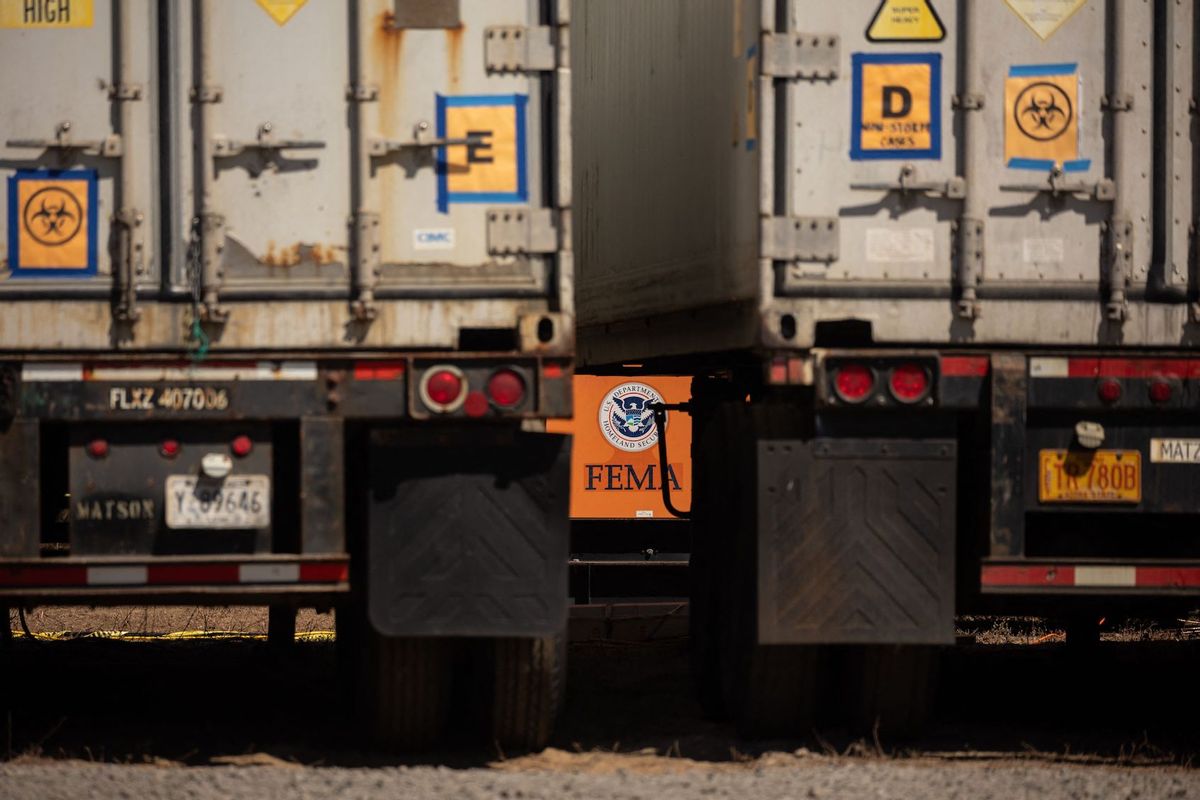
[[866, 0, 946, 42], [1003, 0, 1088, 41], [255, 0, 308, 26]]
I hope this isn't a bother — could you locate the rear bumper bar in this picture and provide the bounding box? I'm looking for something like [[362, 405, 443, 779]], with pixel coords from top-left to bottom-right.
[[982, 561, 1200, 595]]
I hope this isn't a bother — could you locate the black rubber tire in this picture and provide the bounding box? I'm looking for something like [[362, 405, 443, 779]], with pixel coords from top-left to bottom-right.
[[366, 634, 453, 750], [844, 644, 939, 740], [491, 633, 565, 752], [694, 398, 825, 735]]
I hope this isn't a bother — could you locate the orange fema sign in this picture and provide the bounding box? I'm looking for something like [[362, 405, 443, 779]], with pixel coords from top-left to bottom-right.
[[548, 375, 692, 520]]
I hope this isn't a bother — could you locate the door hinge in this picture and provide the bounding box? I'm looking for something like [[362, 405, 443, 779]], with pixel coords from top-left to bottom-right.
[[761, 33, 840, 80], [487, 209, 558, 255], [112, 208, 144, 324], [1104, 217, 1132, 322], [762, 217, 839, 262], [198, 211, 228, 323], [351, 211, 381, 321], [954, 217, 984, 319], [485, 26, 556, 73]]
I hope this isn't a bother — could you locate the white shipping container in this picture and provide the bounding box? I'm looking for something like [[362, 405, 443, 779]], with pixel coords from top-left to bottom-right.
[[574, 0, 1193, 364]]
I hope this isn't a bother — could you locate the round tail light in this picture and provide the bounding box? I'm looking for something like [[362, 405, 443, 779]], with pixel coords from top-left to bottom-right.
[[833, 364, 875, 404], [420, 365, 467, 412], [1149, 380, 1173, 404], [1097, 379, 1122, 404], [86, 438, 109, 459], [889, 363, 931, 403], [160, 439, 181, 459], [486, 368, 526, 408], [231, 435, 253, 458]]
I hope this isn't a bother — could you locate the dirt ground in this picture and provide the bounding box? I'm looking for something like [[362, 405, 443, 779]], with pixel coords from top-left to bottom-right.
[[2, 607, 1199, 798]]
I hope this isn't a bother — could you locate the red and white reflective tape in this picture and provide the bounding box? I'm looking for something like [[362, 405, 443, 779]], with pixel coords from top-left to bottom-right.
[[0, 560, 349, 588], [982, 563, 1200, 589], [1030, 357, 1200, 380], [21, 361, 318, 382], [940, 356, 989, 378]]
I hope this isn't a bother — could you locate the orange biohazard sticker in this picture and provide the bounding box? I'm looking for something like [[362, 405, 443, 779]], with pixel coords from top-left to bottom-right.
[[547, 376, 692, 520], [7, 170, 97, 276]]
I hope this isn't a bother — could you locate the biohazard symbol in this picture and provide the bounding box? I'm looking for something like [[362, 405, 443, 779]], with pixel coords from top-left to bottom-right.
[[1014, 82, 1073, 142], [22, 186, 83, 246]]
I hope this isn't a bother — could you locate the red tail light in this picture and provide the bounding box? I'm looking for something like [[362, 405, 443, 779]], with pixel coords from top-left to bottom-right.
[[231, 435, 253, 458], [420, 365, 467, 412], [486, 368, 526, 408], [1149, 380, 1173, 404], [833, 364, 875, 403], [160, 439, 181, 459], [889, 363, 931, 403], [1097, 379, 1122, 404], [86, 438, 109, 459]]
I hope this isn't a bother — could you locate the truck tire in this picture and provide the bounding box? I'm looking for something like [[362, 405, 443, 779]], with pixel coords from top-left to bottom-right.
[[693, 398, 825, 734], [491, 633, 565, 751], [844, 644, 938, 739], [367, 635, 452, 750]]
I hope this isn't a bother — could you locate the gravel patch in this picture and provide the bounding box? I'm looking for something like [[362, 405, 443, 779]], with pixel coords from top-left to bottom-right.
[[1, 758, 1197, 800]]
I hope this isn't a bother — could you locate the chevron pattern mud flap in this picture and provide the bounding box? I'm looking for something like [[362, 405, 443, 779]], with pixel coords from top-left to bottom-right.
[[757, 439, 956, 645], [367, 429, 569, 638]]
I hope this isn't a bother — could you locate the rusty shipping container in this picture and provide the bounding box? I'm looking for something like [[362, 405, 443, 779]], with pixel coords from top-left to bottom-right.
[[574, 0, 1200, 734], [0, 0, 572, 750]]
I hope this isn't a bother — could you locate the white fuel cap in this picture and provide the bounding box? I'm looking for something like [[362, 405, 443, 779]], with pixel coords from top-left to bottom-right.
[[200, 453, 234, 479], [1075, 421, 1105, 450]]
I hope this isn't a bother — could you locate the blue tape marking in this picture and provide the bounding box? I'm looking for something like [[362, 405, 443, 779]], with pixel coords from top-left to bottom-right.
[[9, 168, 98, 278], [1007, 158, 1092, 172], [745, 139, 757, 152], [850, 52, 942, 161], [746, 44, 757, 59], [1009, 63, 1077, 77], [436, 94, 529, 214]]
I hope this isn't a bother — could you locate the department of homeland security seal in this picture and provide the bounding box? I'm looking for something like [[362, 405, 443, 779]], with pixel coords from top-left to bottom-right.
[[598, 382, 665, 452]]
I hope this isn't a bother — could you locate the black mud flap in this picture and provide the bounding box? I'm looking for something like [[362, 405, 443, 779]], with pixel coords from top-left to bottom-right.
[[367, 428, 569, 638], [757, 439, 957, 645]]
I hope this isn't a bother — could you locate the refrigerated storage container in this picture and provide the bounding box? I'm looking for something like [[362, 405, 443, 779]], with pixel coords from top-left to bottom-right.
[[0, 0, 572, 750], [574, 0, 1200, 735]]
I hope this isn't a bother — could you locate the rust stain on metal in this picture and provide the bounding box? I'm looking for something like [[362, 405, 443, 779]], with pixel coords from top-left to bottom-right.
[[261, 243, 340, 268], [445, 26, 464, 92], [372, 11, 404, 138]]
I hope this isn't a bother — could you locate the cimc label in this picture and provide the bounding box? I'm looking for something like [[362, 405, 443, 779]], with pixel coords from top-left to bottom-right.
[[6, 169, 98, 276], [1005, 63, 1087, 171], [0, 0, 92, 27], [436, 94, 528, 213], [851, 53, 942, 160]]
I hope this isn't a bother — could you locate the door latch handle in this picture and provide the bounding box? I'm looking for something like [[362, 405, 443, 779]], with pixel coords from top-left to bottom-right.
[[1000, 166, 1115, 201], [368, 121, 484, 156], [211, 122, 326, 157], [6, 120, 122, 157], [850, 164, 966, 199]]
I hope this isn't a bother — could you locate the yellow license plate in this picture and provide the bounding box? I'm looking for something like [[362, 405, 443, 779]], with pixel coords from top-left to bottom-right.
[[1038, 449, 1141, 504]]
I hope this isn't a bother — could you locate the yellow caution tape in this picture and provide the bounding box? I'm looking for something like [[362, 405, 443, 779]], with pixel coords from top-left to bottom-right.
[[10, 629, 336, 642]]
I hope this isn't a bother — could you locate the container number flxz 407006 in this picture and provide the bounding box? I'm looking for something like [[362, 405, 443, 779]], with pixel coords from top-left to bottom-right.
[[165, 475, 270, 529], [109, 387, 230, 411]]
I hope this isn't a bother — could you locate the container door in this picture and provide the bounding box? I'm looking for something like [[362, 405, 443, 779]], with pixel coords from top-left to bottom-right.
[[174, 0, 351, 290], [778, 0, 960, 290], [363, 0, 554, 294], [0, 0, 159, 298], [774, 0, 1156, 324]]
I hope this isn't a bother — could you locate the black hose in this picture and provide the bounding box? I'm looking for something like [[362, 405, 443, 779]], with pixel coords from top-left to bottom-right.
[[650, 403, 692, 520]]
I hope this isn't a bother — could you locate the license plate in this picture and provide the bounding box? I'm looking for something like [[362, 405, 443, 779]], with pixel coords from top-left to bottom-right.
[[1038, 450, 1141, 504], [165, 475, 271, 529]]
